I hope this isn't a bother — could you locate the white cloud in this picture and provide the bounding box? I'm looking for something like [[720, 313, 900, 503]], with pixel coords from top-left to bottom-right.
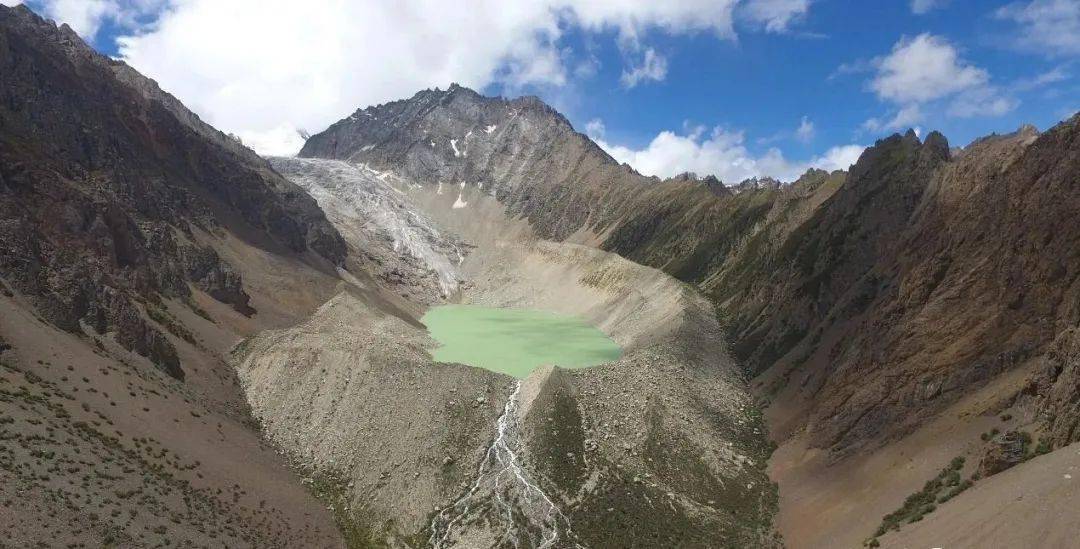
[[39, 0, 117, 37], [113, 0, 801, 155], [620, 48, 668, 87], [870, 33, 987, 104], [810, 144, 865, 172], [585, 118, 606, 138], [996, 0, 1080, 56], [740, 0, 811, 33], [828, 58, 873, 80], [910, 0, 947, 14], [863, 104, 924, 132], [1, 0, 25, 6], [233, 124, 307, 158], [861, 33, 1016, 132], [569, 0, 741, 47], [947, 87, 1019, 118], [755, 115, 816, 145], [573, 53, 601, 78], [795, 115, 815, 142], [594, 124, 862, 183], [1012, 66, 1069, 91], [28, 0, 165, 39]]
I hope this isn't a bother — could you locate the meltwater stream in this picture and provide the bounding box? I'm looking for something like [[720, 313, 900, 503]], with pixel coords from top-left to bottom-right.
[[429, 381, 580, 549]]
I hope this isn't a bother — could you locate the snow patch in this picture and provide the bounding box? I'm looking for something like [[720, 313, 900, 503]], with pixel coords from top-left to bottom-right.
[[452, 182, 469, 208], [450, 139, 462, 157], [485, 125, 497, 134]]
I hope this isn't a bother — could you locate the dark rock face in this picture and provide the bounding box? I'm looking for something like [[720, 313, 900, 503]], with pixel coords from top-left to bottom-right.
[[182, 244, 255, 315], [1027, 328, 1080, 447], [977, 431, 1030, 477], [0, 6, 345, 378]]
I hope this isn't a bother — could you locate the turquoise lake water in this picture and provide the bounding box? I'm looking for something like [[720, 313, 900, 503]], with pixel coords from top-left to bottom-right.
[[421, 304, 622, 378]]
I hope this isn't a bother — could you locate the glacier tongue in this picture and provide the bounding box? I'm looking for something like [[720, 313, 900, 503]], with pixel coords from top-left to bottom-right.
[[268, 157, 464, 298]]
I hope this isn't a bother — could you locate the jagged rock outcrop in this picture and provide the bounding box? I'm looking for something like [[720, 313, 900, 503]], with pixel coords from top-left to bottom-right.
[[1026, 328, 1080, 447], [0, 5, 345, 378], [977, 430, 1032, 476]]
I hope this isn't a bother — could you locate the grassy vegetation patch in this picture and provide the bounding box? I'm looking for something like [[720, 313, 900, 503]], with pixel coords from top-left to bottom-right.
[[866, 456, 972, 546], [305, 469, 387, 549]]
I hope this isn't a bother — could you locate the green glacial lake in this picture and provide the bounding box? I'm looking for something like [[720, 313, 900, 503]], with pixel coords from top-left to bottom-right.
[[422, 304, 622, 378]]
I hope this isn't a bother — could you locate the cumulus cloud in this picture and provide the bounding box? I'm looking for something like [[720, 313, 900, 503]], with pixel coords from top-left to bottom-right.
[[233, 124, 307, 158], [996, 0, 1080, 56], [23, 0, 164, 39], [740, 0, 811, 33], [863, 104, 923, 132], [568, 0, 741, 47], [620, 48, 668, 87], [947, 87, 1019, 118], [756, 115, 816, 145], [593, 124, 862, 183], [1013, 66, 1070, 91], [870, 34, 987, 104], [910, 0, 947, 14], [585, 118, 606, 138], [41, 0, 117, 36], [861, 33, 1015, 132], [810, 144, 866, 172], [118, 0, 570, 154], [104, 0, 809, 154], [795, 116, 815, 142]]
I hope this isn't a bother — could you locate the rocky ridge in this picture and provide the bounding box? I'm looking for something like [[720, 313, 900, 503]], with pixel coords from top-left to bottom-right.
[[0, 5, 345, 379], [0, 6, 351, 546]]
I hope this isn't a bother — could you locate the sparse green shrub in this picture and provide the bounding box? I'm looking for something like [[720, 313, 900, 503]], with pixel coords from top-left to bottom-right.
[[871, 455, 970, 538], [1033, 438, 1052, 457]]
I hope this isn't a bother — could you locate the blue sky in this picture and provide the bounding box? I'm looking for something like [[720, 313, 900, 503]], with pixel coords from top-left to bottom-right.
[[9, 0, 1079, 182], [543, 1, 1076, 151]]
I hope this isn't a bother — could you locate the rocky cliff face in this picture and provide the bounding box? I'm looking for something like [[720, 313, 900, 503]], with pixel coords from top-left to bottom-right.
[[0, 6, 345, 379], [722, 121, 1079, 455]]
